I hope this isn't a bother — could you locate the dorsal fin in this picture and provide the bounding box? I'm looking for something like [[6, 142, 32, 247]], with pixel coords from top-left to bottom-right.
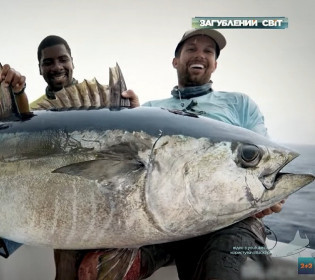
[[34, 63, 129, 111], [34, 78, 109, 110], [109, 63, 130, 107]]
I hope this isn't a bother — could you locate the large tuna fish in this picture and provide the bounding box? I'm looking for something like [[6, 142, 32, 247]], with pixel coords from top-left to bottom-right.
[[0, 63, 314, 252], [0, 105, 314, 249]]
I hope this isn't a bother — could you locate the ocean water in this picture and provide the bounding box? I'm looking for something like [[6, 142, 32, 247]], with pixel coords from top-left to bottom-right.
[[263, 144, 315, 249]]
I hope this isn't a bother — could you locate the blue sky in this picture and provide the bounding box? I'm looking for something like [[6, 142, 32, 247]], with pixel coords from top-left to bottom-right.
[[1, 0, 314, 145]]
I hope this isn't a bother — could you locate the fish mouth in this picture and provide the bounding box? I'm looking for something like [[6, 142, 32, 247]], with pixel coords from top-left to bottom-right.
[[259, 150, 299, 190], [272, 171, 299, 187], [258, 149, 315, 204], [260, 172, 315, 203]]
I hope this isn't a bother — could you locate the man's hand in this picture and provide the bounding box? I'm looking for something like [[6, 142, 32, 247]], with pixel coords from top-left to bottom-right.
[[121, 89, 140, 108], [0, 64, 30, 113], [0, 64, 26, 94], [254, 199, 286, 219]]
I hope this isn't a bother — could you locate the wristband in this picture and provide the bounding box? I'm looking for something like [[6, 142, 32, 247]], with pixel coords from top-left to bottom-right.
[[13, 83, 26, 96]]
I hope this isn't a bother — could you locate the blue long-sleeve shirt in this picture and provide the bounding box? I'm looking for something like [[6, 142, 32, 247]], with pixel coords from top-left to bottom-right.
[[143, 83, 268, 137]]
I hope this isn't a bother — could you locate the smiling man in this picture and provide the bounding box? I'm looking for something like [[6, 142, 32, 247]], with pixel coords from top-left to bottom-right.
[[173, 32, 218, 88], [30, 35, 139, 109], [38, 37, 74, 94], [144, 29, 270, 135], [30, 36, 79, 106]]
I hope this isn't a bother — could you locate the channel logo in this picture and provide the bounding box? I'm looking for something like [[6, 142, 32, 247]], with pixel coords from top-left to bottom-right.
[[298, 257, 315, 274], [192, 17, 288, 29]]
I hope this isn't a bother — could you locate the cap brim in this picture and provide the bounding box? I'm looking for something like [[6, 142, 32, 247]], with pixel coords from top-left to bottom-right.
[[175, 29, 226, 57]]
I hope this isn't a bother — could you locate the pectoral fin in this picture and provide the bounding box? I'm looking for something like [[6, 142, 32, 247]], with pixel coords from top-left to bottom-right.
[[53, 143, 146, 188], [53, 157, 144, 181]]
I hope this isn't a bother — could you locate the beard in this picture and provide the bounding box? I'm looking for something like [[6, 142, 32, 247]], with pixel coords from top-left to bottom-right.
[[176, 64, 211, 88]]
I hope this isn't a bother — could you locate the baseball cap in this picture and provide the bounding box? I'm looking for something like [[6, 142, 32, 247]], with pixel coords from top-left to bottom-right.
[[174, 29, 226, 58]]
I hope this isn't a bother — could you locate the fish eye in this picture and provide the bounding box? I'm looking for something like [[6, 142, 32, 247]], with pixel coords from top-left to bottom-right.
[[239, 144, 262, 167]]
